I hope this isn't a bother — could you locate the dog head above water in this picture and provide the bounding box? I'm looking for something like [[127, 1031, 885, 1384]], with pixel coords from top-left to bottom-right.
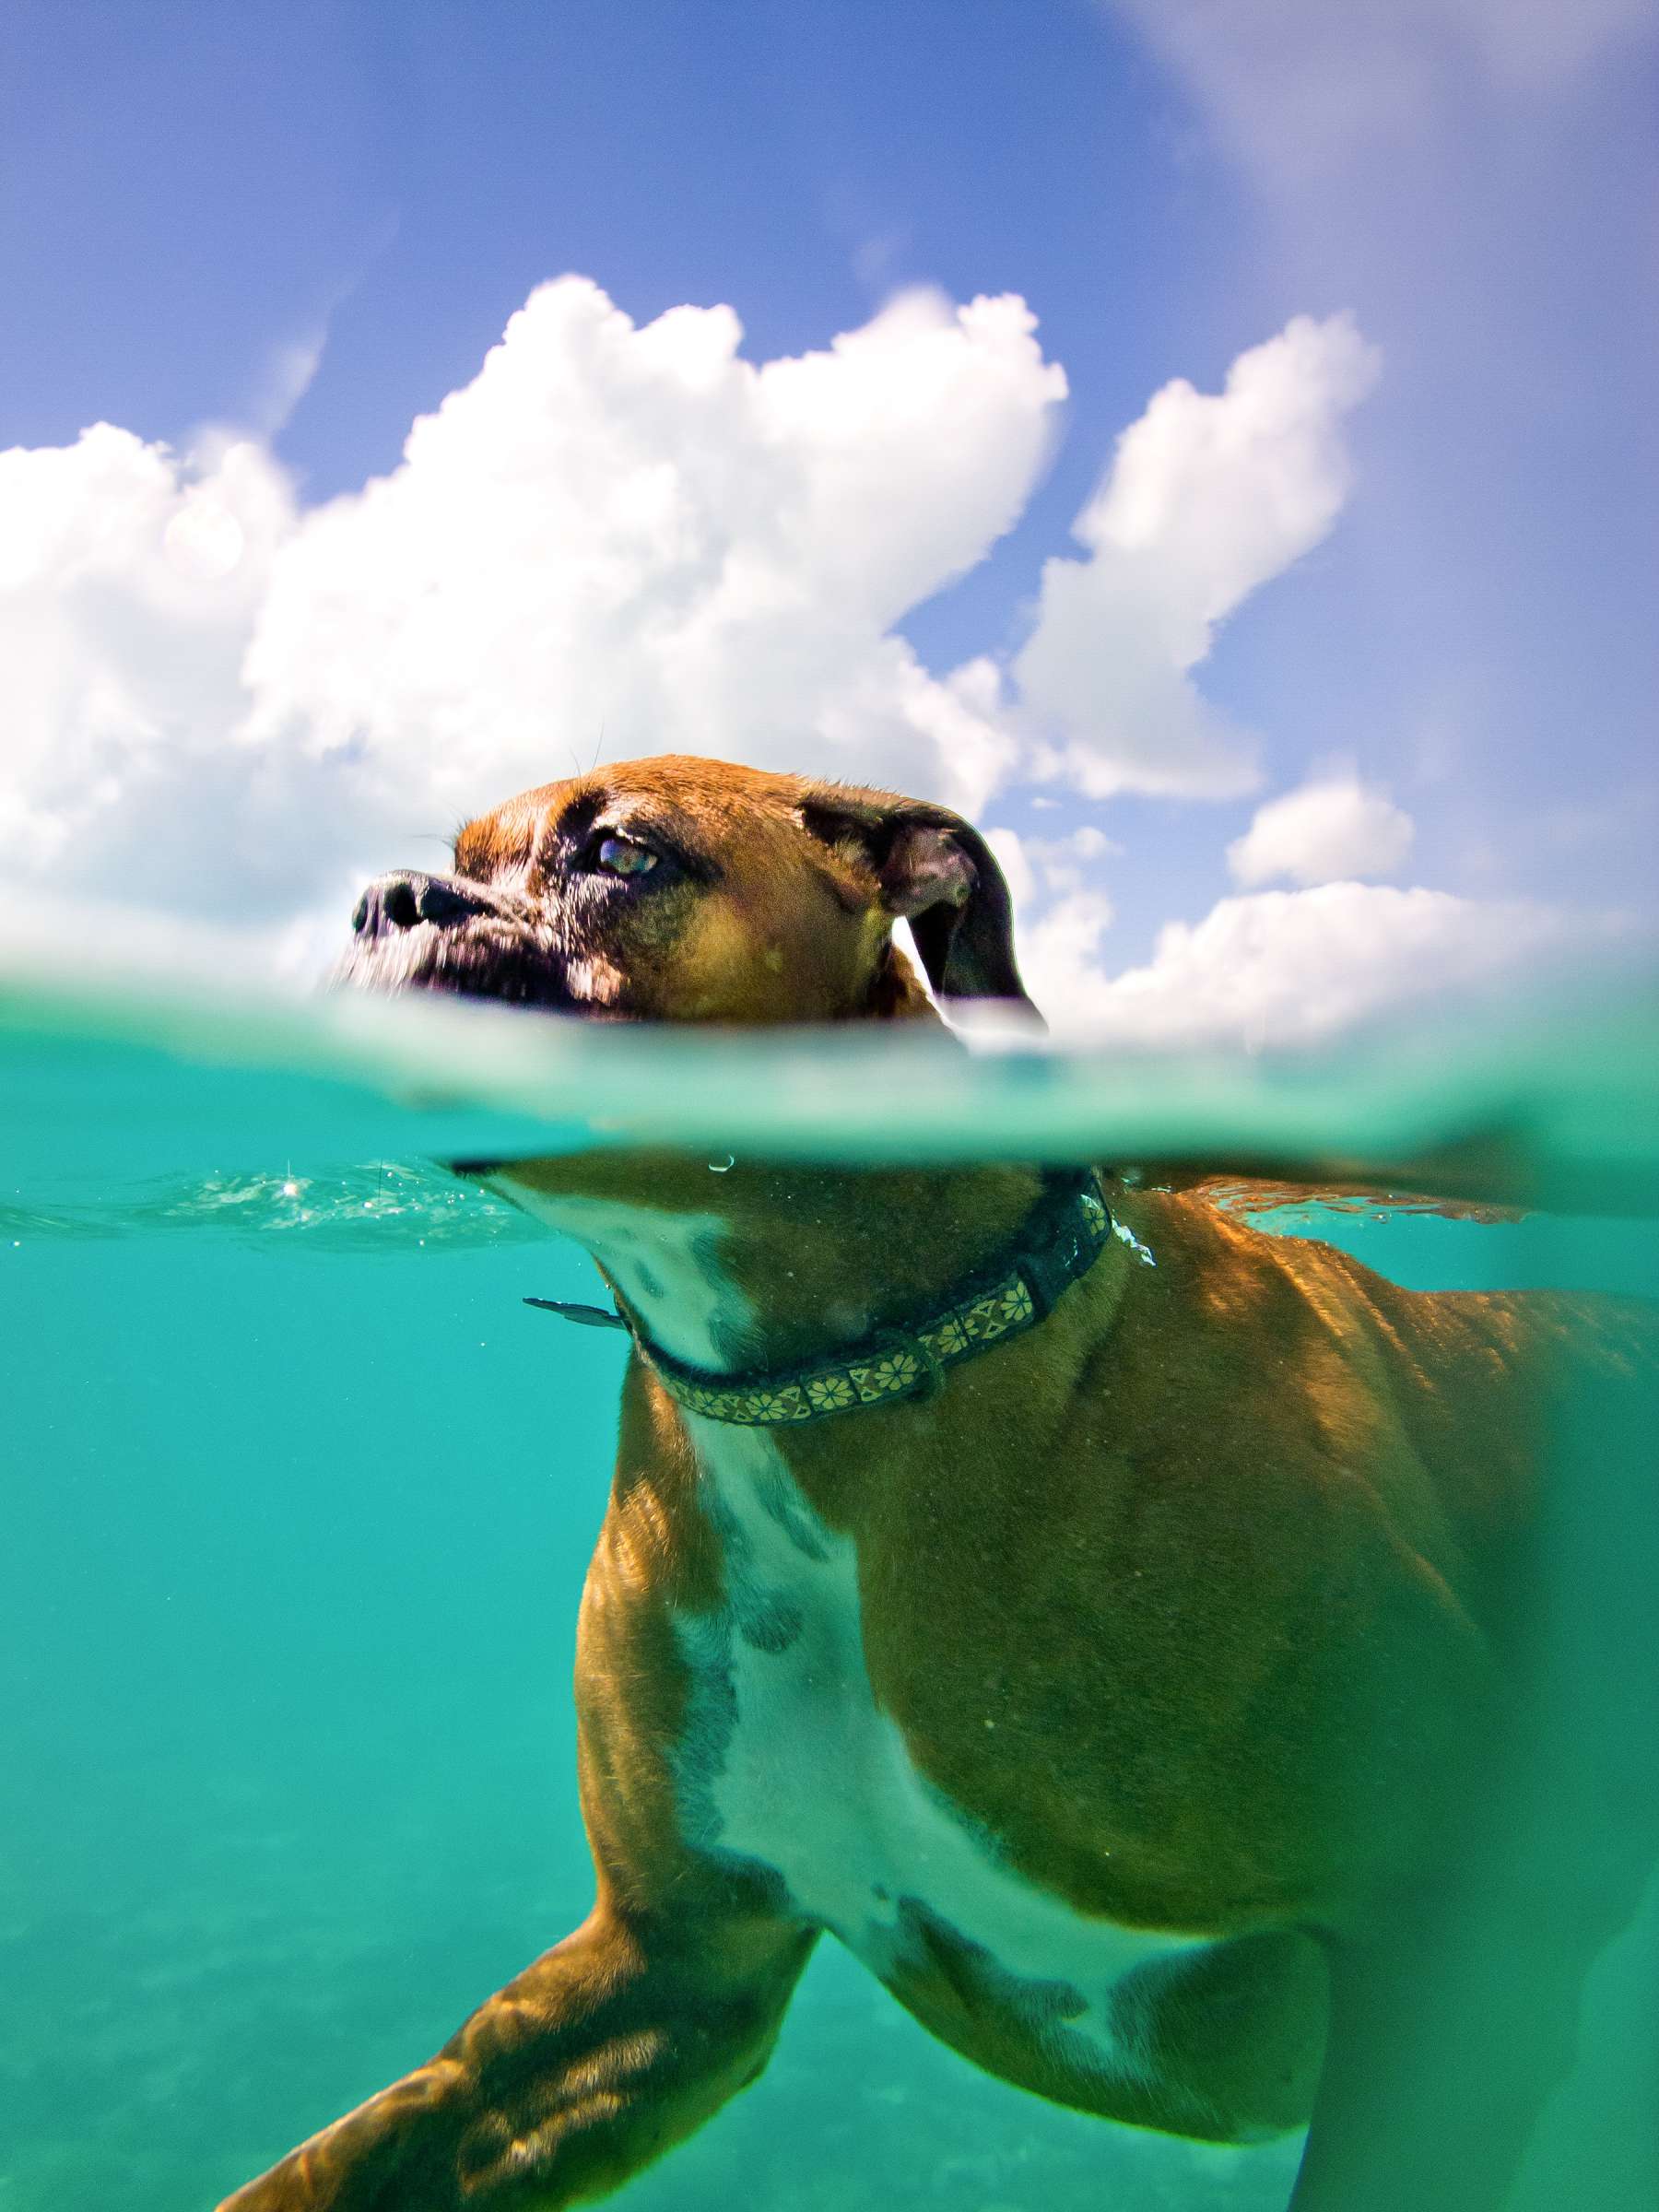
[[339, 754, 1038, 1027]]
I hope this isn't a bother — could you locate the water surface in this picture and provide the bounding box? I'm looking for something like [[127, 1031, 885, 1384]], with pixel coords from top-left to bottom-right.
[[3, 963, 1655, 2210]]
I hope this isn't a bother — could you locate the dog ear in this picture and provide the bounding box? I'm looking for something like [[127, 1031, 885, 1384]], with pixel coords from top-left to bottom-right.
[[798, 793, 1042, 1022]]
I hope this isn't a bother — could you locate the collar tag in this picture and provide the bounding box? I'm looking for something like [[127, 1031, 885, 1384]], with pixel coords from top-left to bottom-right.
[[524, 1297, 630, 1332]]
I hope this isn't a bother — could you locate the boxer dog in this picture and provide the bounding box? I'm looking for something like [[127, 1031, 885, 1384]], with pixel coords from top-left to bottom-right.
[[224, 757, 1654, 2212]]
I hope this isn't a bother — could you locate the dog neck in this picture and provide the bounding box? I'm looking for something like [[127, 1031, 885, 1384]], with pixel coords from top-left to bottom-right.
[[479, 1152, 1080, 1376]]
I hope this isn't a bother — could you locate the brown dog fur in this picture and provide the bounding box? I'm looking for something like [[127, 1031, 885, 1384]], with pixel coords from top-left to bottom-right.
[[222, 759, 1655, 2212]]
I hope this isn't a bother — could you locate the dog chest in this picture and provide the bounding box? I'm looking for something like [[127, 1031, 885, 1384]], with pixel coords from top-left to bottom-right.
[[669, 1419, 1196, 2081]]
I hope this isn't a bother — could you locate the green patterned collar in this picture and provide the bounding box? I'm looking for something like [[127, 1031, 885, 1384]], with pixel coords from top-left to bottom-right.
[[529, 1171, 1113, 1427]]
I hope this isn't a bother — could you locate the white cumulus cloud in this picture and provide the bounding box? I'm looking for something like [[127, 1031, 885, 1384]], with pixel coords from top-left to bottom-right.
[[1014, 313, 1380, 801], [1027, 880, 1577, 1047], [0, 424, 301, 916], [240, 277, 1065, 840], [1228, 771, 1415, 887]]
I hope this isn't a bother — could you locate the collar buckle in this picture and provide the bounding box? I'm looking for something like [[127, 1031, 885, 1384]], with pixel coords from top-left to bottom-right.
[[1018, 1238, 1077, 1320], [1018, 1172, 1105, 1317]]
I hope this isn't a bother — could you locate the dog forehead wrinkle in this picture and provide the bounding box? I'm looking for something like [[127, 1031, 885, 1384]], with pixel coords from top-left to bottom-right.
[[670, 1422, 1197, 2087], [547, 789, 608, 854]]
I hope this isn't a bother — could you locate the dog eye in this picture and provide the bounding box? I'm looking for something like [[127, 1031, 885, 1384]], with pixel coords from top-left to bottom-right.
[[593, 835, 660, 879]]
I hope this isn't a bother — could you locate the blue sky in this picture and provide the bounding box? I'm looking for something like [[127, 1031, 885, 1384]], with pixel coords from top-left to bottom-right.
[[3, 0, 1654, 1041]]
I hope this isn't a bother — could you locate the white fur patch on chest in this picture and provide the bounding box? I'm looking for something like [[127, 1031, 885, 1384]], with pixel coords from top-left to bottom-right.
[[485, 1186, 739, 1370], [670, 1420, 1199, 2084]]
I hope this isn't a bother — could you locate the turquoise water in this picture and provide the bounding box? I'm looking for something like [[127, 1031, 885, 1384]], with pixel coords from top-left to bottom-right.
[[3, 965, 1656, 2211]]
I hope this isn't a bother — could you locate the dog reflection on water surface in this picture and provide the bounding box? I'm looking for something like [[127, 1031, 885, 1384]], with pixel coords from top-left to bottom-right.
[[223, 756, 1655, 2212]]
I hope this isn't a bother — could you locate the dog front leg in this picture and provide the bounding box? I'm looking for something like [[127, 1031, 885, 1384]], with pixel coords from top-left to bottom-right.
[[218, 1902, 817, 2212], [1288, 1897, 1593, 2212]]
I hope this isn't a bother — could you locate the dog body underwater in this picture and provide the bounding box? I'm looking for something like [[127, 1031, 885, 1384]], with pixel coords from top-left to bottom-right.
[[225, 757, 1654, 2212]]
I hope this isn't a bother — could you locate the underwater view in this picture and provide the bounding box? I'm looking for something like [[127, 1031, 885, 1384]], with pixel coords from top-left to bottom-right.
[[3, 961, 1655, 2212]]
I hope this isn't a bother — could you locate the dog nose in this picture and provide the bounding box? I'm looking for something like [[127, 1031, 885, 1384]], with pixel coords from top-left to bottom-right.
[[352, 871, 487, 939]]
